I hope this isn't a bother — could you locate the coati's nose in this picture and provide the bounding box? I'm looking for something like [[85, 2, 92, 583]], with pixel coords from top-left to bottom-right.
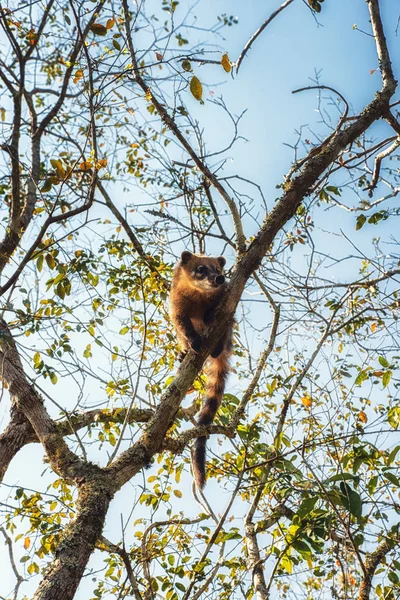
[[215, 275, 225, 285]]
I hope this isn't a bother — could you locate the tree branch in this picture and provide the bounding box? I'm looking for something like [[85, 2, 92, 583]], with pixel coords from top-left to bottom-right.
[[121, 0, 246, 253], [236, 0, 295, 73], [357, 538, 393, 600]]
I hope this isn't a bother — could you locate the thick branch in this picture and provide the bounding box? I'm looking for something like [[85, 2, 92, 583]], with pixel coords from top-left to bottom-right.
[[33, 480, 113, 600], [105, 0, 397, 495], [367, 0, 396, 91], [0, 319, 86, 480], [0, 404, 154, 483], [357, 539, 393, 600], [0, 409, 35, 482]]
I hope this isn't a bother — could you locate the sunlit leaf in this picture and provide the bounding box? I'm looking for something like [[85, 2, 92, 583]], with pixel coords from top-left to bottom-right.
[[190, 76, 203, 102], [90, 23, 107, 36], [221, 52, 231, 73]]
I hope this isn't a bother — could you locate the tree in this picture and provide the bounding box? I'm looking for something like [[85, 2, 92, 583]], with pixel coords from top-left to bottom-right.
[[0, 0, 399, 599]]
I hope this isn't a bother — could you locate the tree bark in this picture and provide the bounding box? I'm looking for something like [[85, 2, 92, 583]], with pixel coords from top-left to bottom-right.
[[33, 476, 114, 600]]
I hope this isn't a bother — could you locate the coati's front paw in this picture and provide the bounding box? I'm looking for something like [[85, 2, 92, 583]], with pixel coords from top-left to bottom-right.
[[178, 350, 187, 362]]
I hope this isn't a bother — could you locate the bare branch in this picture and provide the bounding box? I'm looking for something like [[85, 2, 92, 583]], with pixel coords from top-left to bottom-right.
[[367, 0, 396, 92], [236, 0, 296, 73], [121, 0, 246, 252], [366, 136, 400, 196], [0, 526, 25, 600]]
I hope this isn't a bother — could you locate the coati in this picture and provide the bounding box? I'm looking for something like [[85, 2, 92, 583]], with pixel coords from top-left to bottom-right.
[[170, 250, 233, 489]]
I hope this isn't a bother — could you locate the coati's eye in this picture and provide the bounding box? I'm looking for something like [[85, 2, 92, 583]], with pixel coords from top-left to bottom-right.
[[197, 265, 207, 274]]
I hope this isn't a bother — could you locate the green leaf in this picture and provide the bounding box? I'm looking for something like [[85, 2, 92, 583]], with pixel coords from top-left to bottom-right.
[[387, 445, 400, 465], [90, 23, 108, 36], [340, 482, 363, 518], [383, 471, 400, 487], [388, 571, 399, 585], [41, 178, 53, 193], [356, 214, 366, 230], [46, 253, 56, 269], [388, 406, 400, 429], [379, 356, 390, 368], [326, 473, 356, 483], [292, 539, 312, 558], [382, 371, 392, 388], [326, 185, 341, 196], [36, 254, 44, 273], [355, 370, 368, 386], [190, 76, 203, 102], [297, 496, 318, 518]]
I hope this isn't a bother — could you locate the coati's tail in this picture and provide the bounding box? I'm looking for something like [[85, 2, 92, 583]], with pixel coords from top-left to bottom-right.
[[192, 352, 230, 489]]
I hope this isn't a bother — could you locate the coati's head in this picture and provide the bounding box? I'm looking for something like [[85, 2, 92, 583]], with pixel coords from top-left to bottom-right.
[[179, 251, 226, 291]]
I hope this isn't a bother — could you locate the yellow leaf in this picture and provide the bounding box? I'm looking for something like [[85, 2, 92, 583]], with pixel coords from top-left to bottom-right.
[[145, 89, 152, 102], [281, 553, 293, 574], [190, 76, 203, 102], [359, 411, 368, 423], [73, 69, 83, 84], [371, 322, 377, 333], [301, 395, 312, 408], [96, 158, 108, 169], [106, 17, 115, 30], [221, 52, 231, 73], [24, 537, 31, 549], [79, 161, 93, 171], [50, 159, 66, 179]]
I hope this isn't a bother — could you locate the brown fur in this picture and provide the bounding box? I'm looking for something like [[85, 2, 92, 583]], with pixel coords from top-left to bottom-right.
[[170, 251, 233, 488]]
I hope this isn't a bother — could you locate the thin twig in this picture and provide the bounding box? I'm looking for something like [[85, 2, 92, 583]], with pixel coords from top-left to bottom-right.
[[0, 527, 25, 600], [236, 0, 295, 73]]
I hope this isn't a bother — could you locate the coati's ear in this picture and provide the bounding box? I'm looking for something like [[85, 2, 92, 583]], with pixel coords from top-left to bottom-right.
[[181, 251, 193, 264], [216, 256, 226, 268]]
